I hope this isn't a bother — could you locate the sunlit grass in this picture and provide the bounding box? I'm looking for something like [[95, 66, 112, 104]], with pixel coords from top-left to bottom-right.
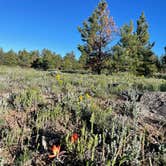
[[0, 66, 165, 165]]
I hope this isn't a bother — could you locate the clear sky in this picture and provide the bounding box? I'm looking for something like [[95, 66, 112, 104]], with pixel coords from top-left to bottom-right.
[[0, 0, 165, 57]]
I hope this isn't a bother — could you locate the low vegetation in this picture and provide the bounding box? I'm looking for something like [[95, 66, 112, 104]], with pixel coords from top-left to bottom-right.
[[0, 66, 165, 165]]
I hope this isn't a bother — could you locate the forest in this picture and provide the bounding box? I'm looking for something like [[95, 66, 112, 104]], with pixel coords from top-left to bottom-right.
[[0, 2, 165, 76]]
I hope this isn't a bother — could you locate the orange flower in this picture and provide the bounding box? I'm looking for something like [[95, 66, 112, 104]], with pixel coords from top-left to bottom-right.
[[71, 133, 79, 143], [49, 145, 61, 159]]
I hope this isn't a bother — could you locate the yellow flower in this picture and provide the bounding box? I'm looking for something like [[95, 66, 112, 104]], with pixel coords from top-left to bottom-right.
[[79, 95, 83, 102], [86, 93, 91, 99], [56, 74, 61, 80]]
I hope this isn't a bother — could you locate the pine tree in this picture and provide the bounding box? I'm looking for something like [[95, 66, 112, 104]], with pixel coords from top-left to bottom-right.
[[42, 49, 54, 70], [0, 48, 4, 65], [112, 21, 139, 73], [112, 13, 157, 76], [136, 12, 149, 46], [120, 21, 139, 73], [3, 50, 18, 66], [78, 52, 87, 70], [78, 0, 117, 74], [136, 12, 157, 76], [18, 49, 32, 67], [111, 45, 123, 72], [161, 46, 166, 72], [62, 51, 78, 71]]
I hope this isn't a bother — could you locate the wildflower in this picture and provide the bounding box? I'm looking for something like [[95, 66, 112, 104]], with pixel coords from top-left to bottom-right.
[[86, 93, 91, 99], [79, 95, 83, 102], [49, 145, 61, 159], [71, 133, 79, 143], [56, 74, 61, 80]]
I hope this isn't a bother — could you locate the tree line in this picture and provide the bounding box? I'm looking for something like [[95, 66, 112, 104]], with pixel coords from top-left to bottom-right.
[[0, 49, 81, 71], [0, 0, 166, 76]]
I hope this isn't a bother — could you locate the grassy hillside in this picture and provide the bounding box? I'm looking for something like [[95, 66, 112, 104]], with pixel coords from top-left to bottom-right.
[[0, 66, 166, 165]]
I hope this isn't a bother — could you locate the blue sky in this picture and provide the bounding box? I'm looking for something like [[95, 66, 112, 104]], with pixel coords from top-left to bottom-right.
[[0, 0, 165, 57]]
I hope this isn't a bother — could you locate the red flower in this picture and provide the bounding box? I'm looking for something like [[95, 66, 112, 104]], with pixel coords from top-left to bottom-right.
[[49, 145, 61, 159], [71, 133, 79, 143]]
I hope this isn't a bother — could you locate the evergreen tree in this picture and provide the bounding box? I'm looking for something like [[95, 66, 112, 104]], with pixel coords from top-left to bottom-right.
[[52, 53, 62, 70], [161, 46, 166, 72], [78, 0, 117, 74], [111, 44, 125, 72], [41, 49, 61, 70], [30, 50, 40, 64], [31, 57, 43, 69], [112, 13, 157, 76], [42, 49, 54, 70], [136, 12, 157, 76], [136, 13, 149, 46], [121, 21, 139, 73], [0, 48, 4, 65], [3, 50, 18, 66], [78, 53, 88, 69], [62, 51, 78, 70], [112, 21, 139, 73], [18, 49, 32, 67]]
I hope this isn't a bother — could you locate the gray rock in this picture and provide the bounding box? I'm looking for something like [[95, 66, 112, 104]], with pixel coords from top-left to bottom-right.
[[140, 92, 166, 114], [138, 92, 166, 123], [119, 89, 143, 102]]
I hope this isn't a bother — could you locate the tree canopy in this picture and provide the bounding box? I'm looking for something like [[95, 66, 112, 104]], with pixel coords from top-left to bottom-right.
[[78, 0, 117, 74]]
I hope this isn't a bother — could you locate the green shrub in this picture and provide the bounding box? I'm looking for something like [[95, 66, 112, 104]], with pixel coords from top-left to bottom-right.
[[11, 88, 43, 111]]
